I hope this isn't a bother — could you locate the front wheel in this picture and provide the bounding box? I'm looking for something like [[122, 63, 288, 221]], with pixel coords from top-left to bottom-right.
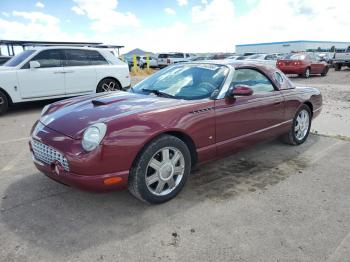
[[283, 105, 312, 145], [96, 78, 121, 93], [128, 135, 191, 204], [0, 91, 9, 115]]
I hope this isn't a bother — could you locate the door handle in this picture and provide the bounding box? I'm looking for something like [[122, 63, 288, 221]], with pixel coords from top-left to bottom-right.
[[54, 71, 65, 74], [274, 101, 282, 106], [63, 70, 74, 74]]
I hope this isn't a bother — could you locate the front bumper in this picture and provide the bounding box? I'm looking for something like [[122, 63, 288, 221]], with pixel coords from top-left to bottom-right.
[[32, 155, 128, 192], [30, 122, 129, 192]]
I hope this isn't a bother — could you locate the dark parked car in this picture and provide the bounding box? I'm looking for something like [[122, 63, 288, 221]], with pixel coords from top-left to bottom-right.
[[30, 61, 322, 203], [277, 53, 328, 78], [0, 56, 11, 66]]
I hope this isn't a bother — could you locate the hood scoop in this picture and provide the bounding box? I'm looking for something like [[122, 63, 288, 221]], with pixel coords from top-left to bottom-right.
[[91, 99, 107, 106], [91, 95, 130, 106]]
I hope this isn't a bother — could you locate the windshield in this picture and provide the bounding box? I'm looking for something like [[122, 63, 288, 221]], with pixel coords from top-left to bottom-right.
[[3, 50, 36, 67], [131, 64, 229, 100]]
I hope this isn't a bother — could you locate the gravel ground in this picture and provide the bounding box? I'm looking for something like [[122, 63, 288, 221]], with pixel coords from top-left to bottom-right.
[[0, 68, 349, 262]]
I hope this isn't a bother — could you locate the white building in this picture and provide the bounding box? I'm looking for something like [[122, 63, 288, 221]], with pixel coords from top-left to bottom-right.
[[235, 40, 350, 54]]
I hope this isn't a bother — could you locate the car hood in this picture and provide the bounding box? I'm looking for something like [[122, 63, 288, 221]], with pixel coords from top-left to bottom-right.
[[40, 91, 184, 139]]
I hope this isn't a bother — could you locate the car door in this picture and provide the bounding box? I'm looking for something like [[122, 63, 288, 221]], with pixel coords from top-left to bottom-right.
[[62, 49, 97, 95], [215, 68, 285, 156], [17, 49, 65, 99]]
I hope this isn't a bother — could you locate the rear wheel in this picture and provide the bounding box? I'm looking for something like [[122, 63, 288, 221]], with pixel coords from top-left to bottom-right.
[[128, 135, 191, 204], [96, 78, 121, 93], [321, 67, 329, 76], [283, 105, 312, 145], [303, 67, 311, 78], [0, 91, 9, 115], [334, 63, 342, 71]]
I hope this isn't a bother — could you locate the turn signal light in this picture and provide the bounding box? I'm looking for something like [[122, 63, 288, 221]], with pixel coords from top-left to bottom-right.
[[104, 177, 123, 185]]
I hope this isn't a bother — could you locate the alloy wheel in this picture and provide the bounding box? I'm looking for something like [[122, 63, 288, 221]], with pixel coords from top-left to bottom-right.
[[101, 81, 116, 92], [294, 109, 310, 140], [145, 147, 185, 196]]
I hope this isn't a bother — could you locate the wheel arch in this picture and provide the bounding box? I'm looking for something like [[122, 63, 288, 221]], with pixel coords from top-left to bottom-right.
[[303, 101, 313, 117], [0, 87, 13, 105], [132, 130, 198, 169]]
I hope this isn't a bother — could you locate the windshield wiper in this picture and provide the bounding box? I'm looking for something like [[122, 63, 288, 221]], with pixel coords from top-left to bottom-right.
[[141, 88, 174, 98]]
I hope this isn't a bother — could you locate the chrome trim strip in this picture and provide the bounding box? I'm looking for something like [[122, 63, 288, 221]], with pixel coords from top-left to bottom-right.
[[216, 119, 293, 147], [217, 64, 235, 99], [313, 107, 322, 112]]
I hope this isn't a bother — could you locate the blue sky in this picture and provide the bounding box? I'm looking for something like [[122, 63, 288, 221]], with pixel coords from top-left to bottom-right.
[[0, 0, 349, 53]]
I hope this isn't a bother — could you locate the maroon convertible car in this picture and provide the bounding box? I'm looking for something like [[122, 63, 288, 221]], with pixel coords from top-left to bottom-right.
[[30, 61, 322, 203]]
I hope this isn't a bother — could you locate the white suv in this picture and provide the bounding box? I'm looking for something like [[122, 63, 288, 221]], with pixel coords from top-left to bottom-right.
[[0, 46, 130, 114], [157, 53, 195, 68]]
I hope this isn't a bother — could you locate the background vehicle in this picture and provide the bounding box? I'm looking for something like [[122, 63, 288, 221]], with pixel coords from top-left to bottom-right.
[[0, 56, 11, 66], [30, 61, 322, 203], [243, 53, 278, 67], [139, 56, 158, 68], [333, 46, 350, 71], [157, 53, 195, 67], [277, 53, 328, 78], [0, 46, 130, 114]]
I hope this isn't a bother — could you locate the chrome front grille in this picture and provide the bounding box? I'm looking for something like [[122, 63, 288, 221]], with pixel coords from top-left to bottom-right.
[[31, 140, 69, 171]]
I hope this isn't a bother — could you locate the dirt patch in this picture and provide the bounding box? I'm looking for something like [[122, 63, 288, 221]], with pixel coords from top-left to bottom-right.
[[186, 151, 310, 202]]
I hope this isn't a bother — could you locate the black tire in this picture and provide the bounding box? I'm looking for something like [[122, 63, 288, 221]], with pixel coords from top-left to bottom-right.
[[334, 63, 342, 71], [96, 78, 121, 93], [128, 135, 191, 204], [321, 67, 329, 76], [282, 104, 312, 146], [302, 67, 311, 78], [0, 90, 9, 115]]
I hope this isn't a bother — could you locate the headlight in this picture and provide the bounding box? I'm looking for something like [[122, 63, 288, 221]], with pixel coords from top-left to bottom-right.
[[82, 123, 107, 152], [41, 104, 50, 116]]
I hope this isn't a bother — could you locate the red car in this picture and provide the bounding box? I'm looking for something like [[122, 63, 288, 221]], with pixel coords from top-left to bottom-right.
[[277, 53, 329, 78], [30, 61, 322, 203]]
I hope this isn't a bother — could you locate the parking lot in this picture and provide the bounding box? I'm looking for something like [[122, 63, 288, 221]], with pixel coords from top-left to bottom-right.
[[0, 69, 349, 261]]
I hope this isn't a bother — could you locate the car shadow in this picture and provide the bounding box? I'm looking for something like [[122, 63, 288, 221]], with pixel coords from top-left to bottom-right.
[[0, 135, 321, 256], [5, 99, 60, 117]]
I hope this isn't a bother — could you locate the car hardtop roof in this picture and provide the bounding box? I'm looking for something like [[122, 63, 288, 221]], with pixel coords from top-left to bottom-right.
[[188, 60, 276, 72], [27, 46, 104, 52]]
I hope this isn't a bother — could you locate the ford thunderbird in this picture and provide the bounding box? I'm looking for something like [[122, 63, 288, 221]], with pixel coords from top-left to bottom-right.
[[30, 61, 322, 203]]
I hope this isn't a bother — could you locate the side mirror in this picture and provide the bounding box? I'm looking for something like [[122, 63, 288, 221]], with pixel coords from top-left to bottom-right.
[[29, 61, 40, 69], [228, 85, 253, 97]]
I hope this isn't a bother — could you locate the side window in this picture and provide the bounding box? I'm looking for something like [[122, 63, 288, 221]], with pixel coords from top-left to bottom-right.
[[274, 71, 284, 85], [64, 49, 90, 66], [231, 69, 275, 93], [86, 50, 108, 65], [186, 54, 190, 58], [28, 49, 62, 68]]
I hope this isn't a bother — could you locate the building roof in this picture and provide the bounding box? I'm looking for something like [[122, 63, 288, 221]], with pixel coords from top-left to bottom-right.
[[236, 40, 350, 47]]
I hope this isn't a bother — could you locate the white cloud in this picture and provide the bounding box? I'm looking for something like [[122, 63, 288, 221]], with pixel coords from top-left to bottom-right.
[[177, 0, 188, 6], [72, 0, 140, 33], [1, 12, 10, 17], [0, 11, 84, 42], [35, 2, 45, 8], [164, 8, 176, 15], [71, 6, 85, 15]]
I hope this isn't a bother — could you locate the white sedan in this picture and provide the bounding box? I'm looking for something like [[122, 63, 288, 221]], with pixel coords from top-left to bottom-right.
[[0, 46, 130, 114]]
